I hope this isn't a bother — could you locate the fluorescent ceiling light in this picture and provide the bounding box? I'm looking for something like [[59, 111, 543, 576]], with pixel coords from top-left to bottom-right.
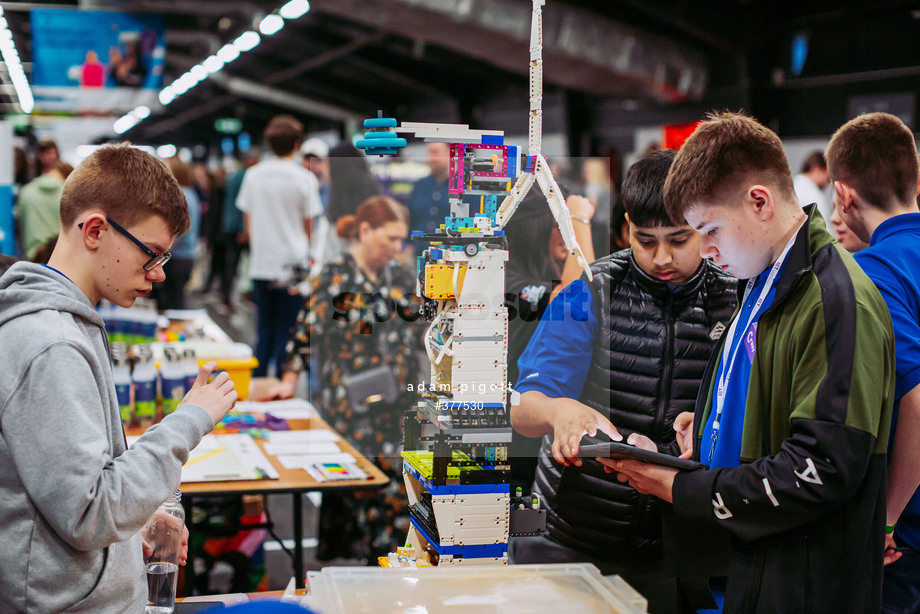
[[234, 31, 260, 51], [280, 0, 310, 19], [216, 44, 240, 63], [190, 64, 208, 80], [113, 114, 140, 135], [0, 13, 33, 113], [156, 144, 177, 158], [259, 14, 284, 35], [159, 87, 176, 105], [202, 55, 225, 73]]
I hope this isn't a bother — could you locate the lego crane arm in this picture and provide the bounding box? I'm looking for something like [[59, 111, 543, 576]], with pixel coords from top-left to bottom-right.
[[495, 0, 592, 281]]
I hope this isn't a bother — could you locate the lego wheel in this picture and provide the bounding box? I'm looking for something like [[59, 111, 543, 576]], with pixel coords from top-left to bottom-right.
[[464, 243, 479, 257]]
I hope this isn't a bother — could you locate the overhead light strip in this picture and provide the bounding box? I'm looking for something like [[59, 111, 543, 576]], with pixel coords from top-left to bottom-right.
[[113, 0, 311, 134], [0, 7, 34, 114]]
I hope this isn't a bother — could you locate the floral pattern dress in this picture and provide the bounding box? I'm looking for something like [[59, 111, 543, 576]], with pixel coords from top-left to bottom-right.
[[283, 252, 423, 562]]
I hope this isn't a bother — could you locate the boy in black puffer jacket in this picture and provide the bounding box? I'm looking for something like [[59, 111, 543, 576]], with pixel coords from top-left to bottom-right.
[[510, 149, 737, 613]]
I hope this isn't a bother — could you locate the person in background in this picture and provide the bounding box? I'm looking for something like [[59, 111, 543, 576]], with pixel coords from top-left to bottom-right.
[[15, 160, 73, 260], [504, 181, 597, 493], [609, 112, 894, 613], [317, 142, 380, 268], [301, 137, 330, 210], [236, 115, 323, 377], [36, 140, 59, 176], [201, 167, 229, 297], [0, 143, 236, 612], [510, 149, 737, 613], [830, 206, 869, 253], [0, 253, 18, 277], [155, 156, 201, 310], [582, 157, 613, 256], [263, 196, 422, 563], [826, 112, 920, 614], [219, 156, 257, 312], [407, 142, 450, 259], [793, 151, 832, 229]]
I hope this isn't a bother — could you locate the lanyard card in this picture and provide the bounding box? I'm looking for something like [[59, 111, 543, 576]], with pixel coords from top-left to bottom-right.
[[578, 442, 708, 471]]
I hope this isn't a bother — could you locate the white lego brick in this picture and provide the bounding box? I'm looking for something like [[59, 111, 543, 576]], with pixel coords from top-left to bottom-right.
[[436, 554, 509, 566]]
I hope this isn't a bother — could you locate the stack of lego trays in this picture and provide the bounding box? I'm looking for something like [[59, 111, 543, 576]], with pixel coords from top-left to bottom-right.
[[300, 563, 648, 614]]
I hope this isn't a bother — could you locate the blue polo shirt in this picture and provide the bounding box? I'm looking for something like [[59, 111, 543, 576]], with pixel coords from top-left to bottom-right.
[[515, 279, 597, 397], [700, 261, 784, 470], [855, 212, 920, 552]]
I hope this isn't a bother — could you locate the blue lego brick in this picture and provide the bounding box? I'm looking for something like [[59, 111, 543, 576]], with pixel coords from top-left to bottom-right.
[[481, 134, 504, 145], [493, 230, 505, 237], [403, 459, 510, 496], [410, 516, 508, 558], [412, 230, 424, 236], [430, 248, 443, 259], [364, 117, 397, 128], [508, 146, 519, 177]]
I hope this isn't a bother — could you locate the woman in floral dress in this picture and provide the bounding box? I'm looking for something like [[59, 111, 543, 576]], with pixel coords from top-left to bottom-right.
[[265, 195, 422, 562]]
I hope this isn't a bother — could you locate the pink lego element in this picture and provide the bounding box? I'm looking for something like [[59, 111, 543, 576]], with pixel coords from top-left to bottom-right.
[[449, 142, 466, 195]]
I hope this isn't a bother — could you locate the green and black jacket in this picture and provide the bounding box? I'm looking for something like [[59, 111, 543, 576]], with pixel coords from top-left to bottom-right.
[[670, 206, 896, 613]]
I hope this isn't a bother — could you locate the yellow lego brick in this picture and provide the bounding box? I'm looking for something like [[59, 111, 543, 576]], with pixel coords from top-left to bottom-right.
[[424, 263, 468, 299]]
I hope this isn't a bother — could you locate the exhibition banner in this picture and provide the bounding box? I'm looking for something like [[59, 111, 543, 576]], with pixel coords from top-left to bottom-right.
[[30, 9, 166, 114]]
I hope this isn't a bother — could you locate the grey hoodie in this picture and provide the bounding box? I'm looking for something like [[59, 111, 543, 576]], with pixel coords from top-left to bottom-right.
[[0, 263, 213, 612]]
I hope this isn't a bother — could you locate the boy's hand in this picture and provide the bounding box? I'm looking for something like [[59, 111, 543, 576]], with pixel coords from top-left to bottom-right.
[[259, 380, 295, 402], [142, 523, 190, 566], [181, 362, 238, 425], [606, 459, 678, 503], [565, 195, 596, 221], [673, 412, 695, 458], [549, 399, 621, 467]]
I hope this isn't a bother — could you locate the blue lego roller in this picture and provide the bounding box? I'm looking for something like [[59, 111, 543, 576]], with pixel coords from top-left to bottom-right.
[[356, 115, 406, 156]]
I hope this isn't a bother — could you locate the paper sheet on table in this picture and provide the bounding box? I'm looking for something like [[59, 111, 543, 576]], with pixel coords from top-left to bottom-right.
[[233, 399, 318, 419], [277, 453, 359, 469], [268, 430, 339, 444], [265, 442, 341, 456], [181, 434, 279, 482]]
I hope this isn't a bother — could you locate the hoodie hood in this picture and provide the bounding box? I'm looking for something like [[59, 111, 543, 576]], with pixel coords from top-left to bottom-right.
[[30, 173, 65, 194], [0, 262, 102, 329]]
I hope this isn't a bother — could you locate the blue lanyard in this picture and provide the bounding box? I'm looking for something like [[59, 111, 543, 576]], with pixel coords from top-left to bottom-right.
[[708, 230, 798, 464]]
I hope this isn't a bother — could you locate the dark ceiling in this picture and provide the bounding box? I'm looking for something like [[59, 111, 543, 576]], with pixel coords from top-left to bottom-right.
[[2, 0, 920, 152]]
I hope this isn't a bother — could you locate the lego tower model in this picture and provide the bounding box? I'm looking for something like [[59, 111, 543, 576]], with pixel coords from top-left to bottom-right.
[[357, 0, 591, 567]]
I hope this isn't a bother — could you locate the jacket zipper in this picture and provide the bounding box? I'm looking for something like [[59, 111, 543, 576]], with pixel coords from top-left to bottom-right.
[[634, 299, 675, 532]]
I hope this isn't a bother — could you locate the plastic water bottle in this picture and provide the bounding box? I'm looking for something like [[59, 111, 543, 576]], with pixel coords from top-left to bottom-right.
[[182, 349, 198, 392], [112, 344, 133, 425], [160, 347, 186, 416], [142, 490, 185, 614], [133, 346, 157, 424]]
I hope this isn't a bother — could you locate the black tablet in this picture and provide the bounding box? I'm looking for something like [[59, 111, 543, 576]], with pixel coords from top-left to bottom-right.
[[578, 442, 707, 471]]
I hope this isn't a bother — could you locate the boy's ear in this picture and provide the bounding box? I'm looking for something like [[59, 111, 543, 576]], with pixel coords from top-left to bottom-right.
[[748, 185, 773, 219], [79, 214, 107, 250], [833, 181, 854, 213]]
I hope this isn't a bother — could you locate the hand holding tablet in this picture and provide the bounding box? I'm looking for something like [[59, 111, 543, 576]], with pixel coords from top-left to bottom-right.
[[578, 441, 707, 471]]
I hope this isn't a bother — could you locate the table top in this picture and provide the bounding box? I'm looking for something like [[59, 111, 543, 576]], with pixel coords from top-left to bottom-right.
[[127, 416, 389, 496]]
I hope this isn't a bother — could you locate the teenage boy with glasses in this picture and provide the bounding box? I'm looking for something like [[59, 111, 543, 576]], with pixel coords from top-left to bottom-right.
[[0, 143, 238, 612]]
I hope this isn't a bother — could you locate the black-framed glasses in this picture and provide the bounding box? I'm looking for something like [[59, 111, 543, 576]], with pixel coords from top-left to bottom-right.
[[78, 216, 171, 271]]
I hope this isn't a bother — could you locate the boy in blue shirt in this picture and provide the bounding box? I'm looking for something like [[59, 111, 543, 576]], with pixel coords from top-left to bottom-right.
[[609, 112, 895, 613], [827, 111, 920, 614]]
